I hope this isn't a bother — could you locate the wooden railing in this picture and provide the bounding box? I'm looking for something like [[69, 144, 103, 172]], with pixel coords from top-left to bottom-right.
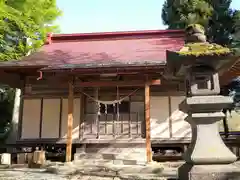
[[83, 112, 144, 138]]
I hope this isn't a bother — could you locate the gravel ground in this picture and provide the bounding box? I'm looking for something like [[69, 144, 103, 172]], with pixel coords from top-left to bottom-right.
[[0, 168, 120, 180], [0, 161, 179, 180], [0, 168, 171, 180], [0, 168, 66, 180], [1, 160, 238, 179]]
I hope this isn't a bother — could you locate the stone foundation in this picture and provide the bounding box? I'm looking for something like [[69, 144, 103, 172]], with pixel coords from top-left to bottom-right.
[[179, 163, 240, 180], [74, 143, 147, 165]]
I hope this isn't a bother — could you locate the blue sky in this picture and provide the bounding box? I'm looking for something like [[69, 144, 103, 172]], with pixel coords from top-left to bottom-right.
[[56, 0, 240, 34]]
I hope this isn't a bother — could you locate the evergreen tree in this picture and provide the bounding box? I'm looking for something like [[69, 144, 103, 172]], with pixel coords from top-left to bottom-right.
[[162, 0, 240, 46], [207, 0, 240, 45], [162, 0, 213, 29]]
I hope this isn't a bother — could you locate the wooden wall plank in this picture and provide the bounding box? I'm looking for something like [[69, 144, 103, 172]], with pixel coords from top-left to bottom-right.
[[59, 98, 63, 138], [170, 96, 190, 139], [39, 98, 43, 138], [41, 99, 61, 138], [21, 99, 41, 139], [61, 98, 80, 139]]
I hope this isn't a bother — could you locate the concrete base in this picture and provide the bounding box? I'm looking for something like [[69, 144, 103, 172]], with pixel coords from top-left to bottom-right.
[[74, 143, 147, 165], [1, 153, 11, 165], [178, 163, 240, 180]]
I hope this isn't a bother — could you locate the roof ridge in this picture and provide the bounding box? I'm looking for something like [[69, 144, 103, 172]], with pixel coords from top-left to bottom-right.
[[49, 29, 184, 42]]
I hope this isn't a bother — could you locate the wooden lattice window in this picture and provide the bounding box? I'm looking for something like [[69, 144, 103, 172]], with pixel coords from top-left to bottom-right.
[[99, 101, 130, 114]]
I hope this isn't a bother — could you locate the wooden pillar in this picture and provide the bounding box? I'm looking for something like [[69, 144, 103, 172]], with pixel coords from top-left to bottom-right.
[[95, 88, 99, 139], [168, 96, 173, 138], [66, 79, 74, 162], [145, 83, 151, 163]]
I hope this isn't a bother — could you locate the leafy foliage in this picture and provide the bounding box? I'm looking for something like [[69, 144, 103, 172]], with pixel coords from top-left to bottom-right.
[[0, 0, 61, 140], [162, 0, 240, 46], [0, 86, 15, 139], [0, 0, 62, 61], [231, 15, 240, 50]]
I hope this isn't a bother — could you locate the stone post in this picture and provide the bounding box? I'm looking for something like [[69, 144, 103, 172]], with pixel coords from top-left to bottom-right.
[[178, 66, 240, 180]]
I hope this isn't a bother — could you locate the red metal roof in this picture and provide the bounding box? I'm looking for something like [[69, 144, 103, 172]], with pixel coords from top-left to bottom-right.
[[0, 29, 185, 69]]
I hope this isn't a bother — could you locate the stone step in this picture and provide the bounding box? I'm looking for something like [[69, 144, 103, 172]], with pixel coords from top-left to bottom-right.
[[113, 174, 176, 180], [70, 163, 178, 179], [73, 159, 114, 166], [74, 152, 146, 161], [74, 152, 146, 165], [74, 153, 102, 160], [74, 157, 145, 166], [46, 162, 177, 180]]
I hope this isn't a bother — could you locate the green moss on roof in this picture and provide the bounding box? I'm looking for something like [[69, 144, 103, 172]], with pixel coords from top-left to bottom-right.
[[178, 42, 232, 57]]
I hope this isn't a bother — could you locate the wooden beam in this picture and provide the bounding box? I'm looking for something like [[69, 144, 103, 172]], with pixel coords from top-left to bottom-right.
[[168, 96, 173, 138], [28, 79, 161, 88], [220, 72, 240, 85], [145, 83, 151, 163], [59, 98, 63, 138], [77, 79, 161, 87], [66, 78, 74, 162]]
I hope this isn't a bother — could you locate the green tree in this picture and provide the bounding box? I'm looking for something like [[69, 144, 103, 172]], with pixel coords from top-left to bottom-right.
[[162, 0, 240, 46], [0, 0, 61, 140], [207, 0, 240, 45], [161, 0, 213, 29], [231, 12, 240, 50], [0, 0, 62, 61]]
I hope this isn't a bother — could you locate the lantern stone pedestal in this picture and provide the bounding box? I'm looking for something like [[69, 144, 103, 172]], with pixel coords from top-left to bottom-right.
[[178, 70, 240, 180], [179, 164, 240, 180]]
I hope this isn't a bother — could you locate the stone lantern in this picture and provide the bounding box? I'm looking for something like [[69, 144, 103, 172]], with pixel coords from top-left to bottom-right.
[[166, 24, 240, 180]]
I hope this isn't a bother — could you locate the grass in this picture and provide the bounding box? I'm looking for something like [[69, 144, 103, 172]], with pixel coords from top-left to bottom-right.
[[219, 111, 240, 132]]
